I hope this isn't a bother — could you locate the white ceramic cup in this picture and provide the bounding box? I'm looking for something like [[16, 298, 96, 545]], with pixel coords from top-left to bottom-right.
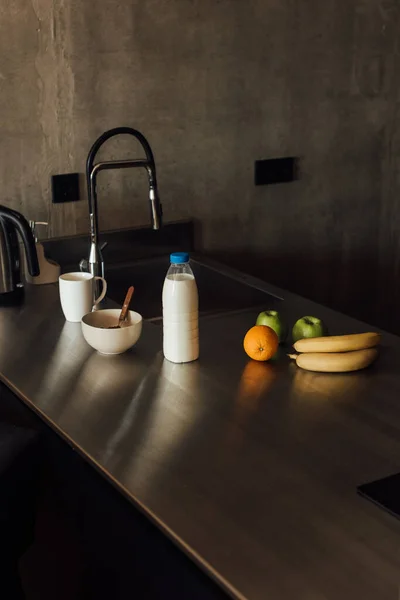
[[59, 272, 107, 322]]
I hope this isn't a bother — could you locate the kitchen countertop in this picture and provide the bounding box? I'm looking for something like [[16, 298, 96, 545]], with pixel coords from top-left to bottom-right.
[[1, 259, 400, 599]]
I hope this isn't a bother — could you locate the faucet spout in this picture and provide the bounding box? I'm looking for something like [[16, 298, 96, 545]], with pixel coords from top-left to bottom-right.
[[85, 127, 162, 279]]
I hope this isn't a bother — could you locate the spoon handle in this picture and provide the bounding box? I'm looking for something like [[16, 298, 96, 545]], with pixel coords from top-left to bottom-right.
[[119, 286, 134, 325]]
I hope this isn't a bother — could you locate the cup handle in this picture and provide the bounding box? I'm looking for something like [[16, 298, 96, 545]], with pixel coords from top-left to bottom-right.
[[93, 276, 107, 305]]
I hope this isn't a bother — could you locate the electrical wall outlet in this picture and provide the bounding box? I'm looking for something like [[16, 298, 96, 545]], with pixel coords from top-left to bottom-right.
[[51, 173, 80, 204], [254, 157, 298, 186]]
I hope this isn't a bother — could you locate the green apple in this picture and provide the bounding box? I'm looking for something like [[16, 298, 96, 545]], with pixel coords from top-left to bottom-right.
[[256, 310, 288, 344], [292, 316, 327, 343]]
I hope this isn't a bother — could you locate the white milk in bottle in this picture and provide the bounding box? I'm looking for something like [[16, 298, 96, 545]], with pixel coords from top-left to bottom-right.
[[162, 252, 199, 363]]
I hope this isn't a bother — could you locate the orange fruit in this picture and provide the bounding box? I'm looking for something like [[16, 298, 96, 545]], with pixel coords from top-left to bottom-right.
[[243, 325, 279, 362]]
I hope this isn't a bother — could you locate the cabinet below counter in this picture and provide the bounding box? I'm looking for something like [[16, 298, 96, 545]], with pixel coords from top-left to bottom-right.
[[0, 382, 228, 599]]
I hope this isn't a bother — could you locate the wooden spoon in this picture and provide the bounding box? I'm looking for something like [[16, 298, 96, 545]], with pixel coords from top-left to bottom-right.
[[109, 286, 134, 329]]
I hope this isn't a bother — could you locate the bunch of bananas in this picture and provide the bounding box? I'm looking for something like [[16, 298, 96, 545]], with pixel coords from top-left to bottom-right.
[[289, 332, 381, 373]]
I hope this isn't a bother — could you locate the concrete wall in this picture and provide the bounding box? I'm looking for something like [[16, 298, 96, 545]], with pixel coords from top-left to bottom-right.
[[1, 1, 400, 329]]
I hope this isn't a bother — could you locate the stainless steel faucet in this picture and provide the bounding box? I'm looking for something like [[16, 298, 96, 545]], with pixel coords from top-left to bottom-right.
[[83, 127, 162, 279]]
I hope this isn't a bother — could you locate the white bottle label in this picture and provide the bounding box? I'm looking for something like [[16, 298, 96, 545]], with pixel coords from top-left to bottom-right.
[[162, 273, 199, 363], [162, 274, 198, 315]]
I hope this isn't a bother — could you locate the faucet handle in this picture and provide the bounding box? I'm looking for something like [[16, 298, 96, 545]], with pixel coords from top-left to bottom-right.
[[79, 241, 108, 272], [79, 258, 89, 272]]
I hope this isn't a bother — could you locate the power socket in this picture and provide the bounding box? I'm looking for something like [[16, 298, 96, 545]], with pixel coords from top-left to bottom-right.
[[254, 157, 298, 186], [51, 173, 80, 204]]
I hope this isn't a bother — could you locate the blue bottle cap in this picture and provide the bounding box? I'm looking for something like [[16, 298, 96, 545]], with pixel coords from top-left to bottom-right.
[[170, 252, 190, 264]]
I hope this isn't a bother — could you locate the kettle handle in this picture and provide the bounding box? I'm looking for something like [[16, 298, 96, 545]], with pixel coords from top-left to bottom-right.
[[0, 205, 40, 277]]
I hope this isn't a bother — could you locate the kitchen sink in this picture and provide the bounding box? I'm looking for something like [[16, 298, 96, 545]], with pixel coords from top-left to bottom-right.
[[105, 256, 281, 320]]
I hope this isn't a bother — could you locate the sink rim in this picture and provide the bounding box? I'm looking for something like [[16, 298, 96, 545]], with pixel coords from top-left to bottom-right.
[[104, 254, 283, 321]]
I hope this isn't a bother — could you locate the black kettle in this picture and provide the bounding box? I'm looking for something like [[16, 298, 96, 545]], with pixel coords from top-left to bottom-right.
[[0, 205, 40, 305]]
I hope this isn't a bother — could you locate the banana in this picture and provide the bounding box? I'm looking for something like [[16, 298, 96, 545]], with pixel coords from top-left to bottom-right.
[[293, 332, 381, 353], [288, 348, 378, 373]]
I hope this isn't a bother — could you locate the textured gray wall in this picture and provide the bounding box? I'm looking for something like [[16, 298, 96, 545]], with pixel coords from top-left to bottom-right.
[[1, 1, 399, 328]]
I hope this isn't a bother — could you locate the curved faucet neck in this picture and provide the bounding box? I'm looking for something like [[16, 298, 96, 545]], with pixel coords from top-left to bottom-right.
[[86, 127, 158, 218], [85, 127, 162, 280], [86, 126, 156, 179]]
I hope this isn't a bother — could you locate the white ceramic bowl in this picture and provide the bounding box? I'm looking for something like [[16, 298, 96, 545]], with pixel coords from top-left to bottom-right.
[[81, 309, 142, 355]]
